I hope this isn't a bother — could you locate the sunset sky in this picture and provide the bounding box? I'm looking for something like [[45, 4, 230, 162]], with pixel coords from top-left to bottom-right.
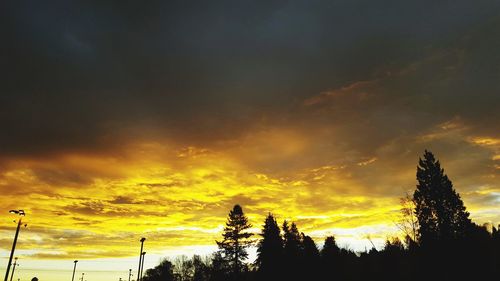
[[1, 1, 500, 281]]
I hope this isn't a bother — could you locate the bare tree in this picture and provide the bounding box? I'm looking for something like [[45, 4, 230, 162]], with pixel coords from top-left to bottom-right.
[[173, 255, 194, 281], [396, 192, 419, 244]]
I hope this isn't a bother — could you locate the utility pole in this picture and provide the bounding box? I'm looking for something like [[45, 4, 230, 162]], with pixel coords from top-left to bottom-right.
[[71, 260, 78, 281], [9, 257, 18, 281], [140, 252, 146, 281], [4, 210, 26, 281], [137, 238, 146, 281]]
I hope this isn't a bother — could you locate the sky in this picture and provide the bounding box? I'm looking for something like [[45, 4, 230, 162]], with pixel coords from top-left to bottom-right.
[[1, 1, 500, 280]]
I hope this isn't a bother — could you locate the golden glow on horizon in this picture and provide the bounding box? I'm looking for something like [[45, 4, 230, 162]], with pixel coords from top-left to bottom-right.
[[0, 142, 393, 260], [0, 132, 499, 262]]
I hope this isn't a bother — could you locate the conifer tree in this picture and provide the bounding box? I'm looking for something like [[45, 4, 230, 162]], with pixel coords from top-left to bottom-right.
[[301, 234, 320, 279], [256, 213, 283, 274], [321, 236, 340, 261], [282, 221, 303, 279], [413, 150, 472, 244], [283, 221, 302, 258], [216, 204, 253, 275], [302, 234, 320, 260]]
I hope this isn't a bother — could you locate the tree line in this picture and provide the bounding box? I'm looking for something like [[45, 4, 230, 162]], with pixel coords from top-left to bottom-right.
[[142, 151, 500, 281]]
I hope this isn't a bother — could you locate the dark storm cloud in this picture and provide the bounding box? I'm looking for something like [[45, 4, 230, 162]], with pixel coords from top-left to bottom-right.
[[1, 0, 500, 156]]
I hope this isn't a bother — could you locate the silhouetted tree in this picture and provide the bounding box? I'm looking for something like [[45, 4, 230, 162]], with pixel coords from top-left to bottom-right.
[[283, 221, 302, 259], [216, 204, 253, 277], [301, 234, 320, 261], [320, 236, 342, 280], [396, 192, 419, 244], [301, 234, 320, 279], [383, 237, 405, 253], [143, 259, 175, 281], [173, 255, 194, 281], [256, 213, 283, 278], [493, 224, 500, 277], [208, 252, 229, 281], [192, 255, 211, 281], [282, 221, 303, 280], [413, 150, 472, 244], [321, 236, 340, 261]]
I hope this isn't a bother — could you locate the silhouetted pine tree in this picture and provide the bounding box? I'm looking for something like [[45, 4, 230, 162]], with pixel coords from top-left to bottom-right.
[[320, 235, 339, 276], [321, 236, 340, 261], [216, 204, 253, 277], [282, 221, 303, 280], [413, 150, 472, 244], [321, 236, 356, 280], [283, 221, 302, 258], [301, 234, 320, 279], [256, 213, 283, 278], [382, 237, 406, 278], [302, 234, 320, 261]]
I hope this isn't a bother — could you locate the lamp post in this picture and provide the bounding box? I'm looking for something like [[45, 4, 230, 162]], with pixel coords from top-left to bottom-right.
[[80, 272, 84, 281], [140, 252, 146, 281], [128, 269, 132, 281], [4, 210, 26, 281], [9, 257, 18, 281], [71, 260, 78, 281], [137, 238, 145, 281]]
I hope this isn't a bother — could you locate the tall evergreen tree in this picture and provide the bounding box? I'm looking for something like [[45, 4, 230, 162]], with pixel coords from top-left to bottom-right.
[[256, 213, 283, 275], [301, 234, 320, 280], [216, 204, 253, 276], [283, 221, 302, 258], [302, 234, 320, 260], [320, 236, 343, 279], [282, 221, 303, 280], [413, 150, 472, 244]]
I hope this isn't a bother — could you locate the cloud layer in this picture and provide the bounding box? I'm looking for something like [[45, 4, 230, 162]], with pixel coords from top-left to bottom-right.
[[0, 0, 499, 267]]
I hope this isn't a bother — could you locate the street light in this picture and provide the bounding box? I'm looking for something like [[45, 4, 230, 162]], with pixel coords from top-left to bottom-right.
[[80, 273, 84, 281], [9, 257, 18, 281], [9, 210, 25, 216], [4, 210, 26, 281], [128, 269, 133, 281], [137, 238, 146, 281], [140, 252, 146, 281], [71, 260, 78, 281]]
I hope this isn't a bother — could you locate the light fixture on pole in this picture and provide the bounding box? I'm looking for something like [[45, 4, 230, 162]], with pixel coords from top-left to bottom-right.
[[137, 238, 146, 281], [128, 269, 133, 281], [4, 210, 26, 281]]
